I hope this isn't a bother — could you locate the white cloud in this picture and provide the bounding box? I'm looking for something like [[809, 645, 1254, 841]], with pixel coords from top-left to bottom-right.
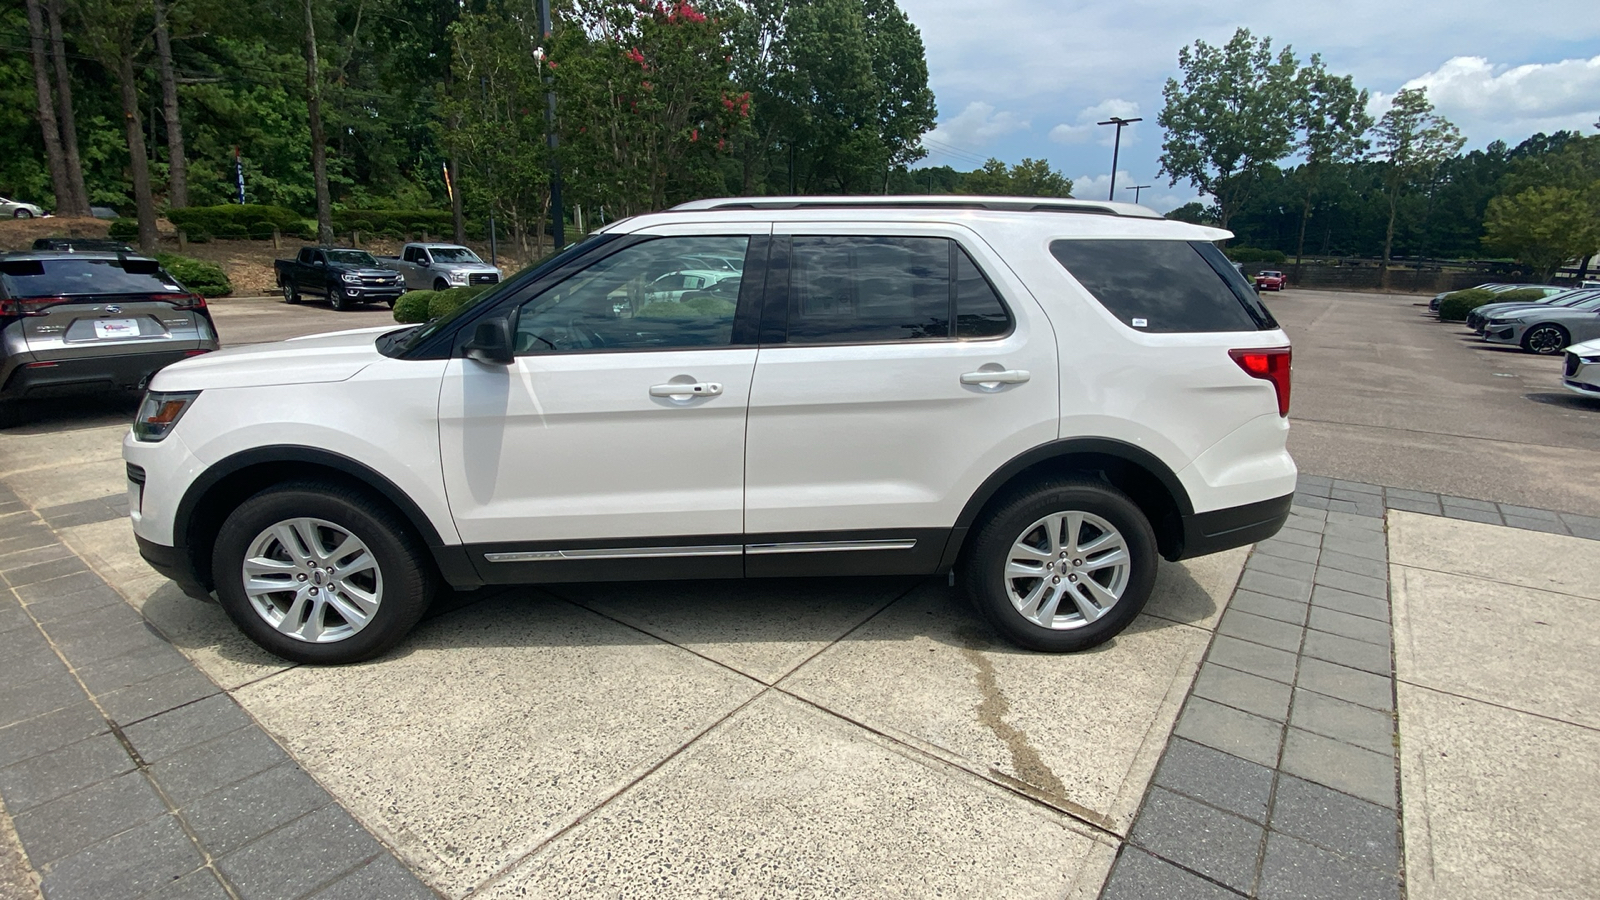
[[1050, 99, 1143, 145], [923, 101, 1030, 162], [1071, 171, 1194, 213], [1368, 55, 1600, 141]]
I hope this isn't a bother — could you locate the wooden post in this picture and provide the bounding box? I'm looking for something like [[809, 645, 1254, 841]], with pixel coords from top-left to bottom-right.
[[352, 229, 360, 248], [177, 230, 187, 251], [272, 227, 281, 250]]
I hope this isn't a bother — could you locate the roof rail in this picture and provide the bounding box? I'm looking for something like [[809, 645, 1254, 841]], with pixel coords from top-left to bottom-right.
[[669, 195, 1165, 219]]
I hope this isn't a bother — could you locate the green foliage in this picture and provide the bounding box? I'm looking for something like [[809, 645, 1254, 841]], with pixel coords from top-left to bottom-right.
[[331, 209, 452, 235], [1225, 247, 1287, 263], [636, 295, 737, 318], [1493, 288, 1554, 305], [961, 158, 1072, 198], [154, 253, 234, 297], [426, 285, 490, 319], [108, 219, 139, 240], [166, 205, 311, 240], [393, 290, 434, 323], [1438, 289, 1497, 321], [1483, 186, 1600, 281], [1158, 28, 1303, 228]]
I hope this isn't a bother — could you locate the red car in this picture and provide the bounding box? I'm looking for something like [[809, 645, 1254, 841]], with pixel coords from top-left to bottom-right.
[[1255, 270, 1286, 291]]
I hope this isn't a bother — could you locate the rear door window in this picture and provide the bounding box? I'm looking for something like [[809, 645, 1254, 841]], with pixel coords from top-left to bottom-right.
[[1048, 239, 1276, 333], [0, 258, 183, 297], [783, 236, 1013, 344]]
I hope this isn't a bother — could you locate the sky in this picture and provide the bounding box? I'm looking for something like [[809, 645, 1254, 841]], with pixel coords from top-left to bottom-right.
[[898, 0, 1600, 212]]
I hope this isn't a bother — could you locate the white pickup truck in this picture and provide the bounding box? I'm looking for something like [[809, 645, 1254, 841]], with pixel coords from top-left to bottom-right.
[[376, 243, 502, 292]]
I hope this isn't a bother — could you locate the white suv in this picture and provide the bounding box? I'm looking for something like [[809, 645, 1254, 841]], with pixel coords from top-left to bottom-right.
[[124, 197, 1296, 664]]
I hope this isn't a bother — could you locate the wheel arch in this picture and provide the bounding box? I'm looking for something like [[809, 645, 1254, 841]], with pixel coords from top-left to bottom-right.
[[944, 438, 1195, 567], [174, 446, 479, 593]]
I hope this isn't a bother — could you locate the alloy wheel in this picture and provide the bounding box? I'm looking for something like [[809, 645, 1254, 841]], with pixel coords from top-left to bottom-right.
[[1002, 510, 1131, 630], [1525, 325, 1567, 354], [241, 517, 383, 643]]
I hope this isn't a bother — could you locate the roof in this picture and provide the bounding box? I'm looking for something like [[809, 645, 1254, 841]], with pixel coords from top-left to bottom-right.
[[670, 195, 1165, 219], [0, 250, 156, 262]]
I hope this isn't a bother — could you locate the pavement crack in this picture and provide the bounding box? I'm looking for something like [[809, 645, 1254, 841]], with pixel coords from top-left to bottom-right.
[[957, 636, 1068, 801]]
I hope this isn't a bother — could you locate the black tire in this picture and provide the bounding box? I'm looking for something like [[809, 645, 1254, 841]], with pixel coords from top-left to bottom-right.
[[961, 479, 1158, 652], [330, 287, 352, 311], [212, 481, 436, 664], [1521, 324, 1568, 355], [13, 209, 31, 219], [281, 281, 300, 304], [433, 278, 449, 292]]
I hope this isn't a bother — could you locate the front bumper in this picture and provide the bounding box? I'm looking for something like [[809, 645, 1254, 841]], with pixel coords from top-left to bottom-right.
[[338, 285, 405, 300], [1483, 325, 1522, 345], [1, 348, 208, 400], [135, 534, 212, 601], [1178, 493, 1295, 560]]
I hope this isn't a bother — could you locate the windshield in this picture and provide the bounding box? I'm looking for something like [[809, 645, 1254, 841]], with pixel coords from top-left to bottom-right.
[[0, 258, 183, 297], [428, 247, 482, 264], [327, 250, 377, 266]]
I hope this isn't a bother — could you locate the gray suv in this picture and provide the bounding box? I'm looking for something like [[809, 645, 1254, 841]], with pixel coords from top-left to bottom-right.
[[0, 251, 218, 425]]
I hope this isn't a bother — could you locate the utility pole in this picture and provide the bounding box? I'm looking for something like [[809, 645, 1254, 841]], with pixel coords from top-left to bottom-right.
[[1124, 184, 1151, 204], [537, 0, 563, 247], [1096, 115, 1141, 200]]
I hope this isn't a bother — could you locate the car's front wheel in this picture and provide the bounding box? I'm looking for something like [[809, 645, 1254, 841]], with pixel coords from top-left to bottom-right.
[[330, 287, 352, 311], [212, 482, 435, 664], [433, 278, 449, 292], [1522, 324, 1569, 355], [962, 479, 1157, 652]]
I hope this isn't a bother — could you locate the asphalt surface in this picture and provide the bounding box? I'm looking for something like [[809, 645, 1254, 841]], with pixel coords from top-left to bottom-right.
[[1266, 288, 1599, 516]]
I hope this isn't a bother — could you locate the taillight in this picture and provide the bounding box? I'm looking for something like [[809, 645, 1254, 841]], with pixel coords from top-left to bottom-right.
[[0, 296, 65, 317], [1230, 347, 1292, 417], [152, 292, 206, 310]]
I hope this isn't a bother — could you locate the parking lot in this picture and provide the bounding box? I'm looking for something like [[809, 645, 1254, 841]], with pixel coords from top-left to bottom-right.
[[2, 287, 1598, 899]]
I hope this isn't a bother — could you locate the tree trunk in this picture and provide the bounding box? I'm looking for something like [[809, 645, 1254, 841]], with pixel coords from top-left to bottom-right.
[[47, 0, 90, 216], [1381, 190, 1398, 292], [152, 0, 187, 207], [23, 0, 71, 212], [303, 0, 332, 243], [116, 53, 159, 252], [449, 151, 464, 243]]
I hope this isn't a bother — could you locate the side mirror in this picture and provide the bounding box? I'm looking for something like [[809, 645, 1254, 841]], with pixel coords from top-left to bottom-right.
[[463, 315, 514, 365]]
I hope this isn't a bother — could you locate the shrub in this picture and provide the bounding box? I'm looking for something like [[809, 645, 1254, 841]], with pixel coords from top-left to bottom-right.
[[1225, 246, 1287, 264], [393, 291, 434, 324], [427, 285, 490, 320], [166, 204, 302, 241], [1492, 288, 1551, 305], [332, 208, 452, 235], [108, 218, 138, 240], [1438, 288, 1498, 321], [155, 253, 233, 297]]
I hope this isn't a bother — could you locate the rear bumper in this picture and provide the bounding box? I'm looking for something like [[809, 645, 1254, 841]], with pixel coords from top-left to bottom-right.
[[1177, 492, 1295, 560], [1, 348, 209, 400], [135, 534, 212, 601]]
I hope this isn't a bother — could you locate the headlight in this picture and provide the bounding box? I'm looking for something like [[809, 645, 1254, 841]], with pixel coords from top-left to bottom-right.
[[447, 271, 468, 284], [133, 391, 200, 442], [341, 272, 362, 283]]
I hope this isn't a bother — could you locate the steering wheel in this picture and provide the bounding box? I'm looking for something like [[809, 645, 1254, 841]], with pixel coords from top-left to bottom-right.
[[568, 318, 607, 350]]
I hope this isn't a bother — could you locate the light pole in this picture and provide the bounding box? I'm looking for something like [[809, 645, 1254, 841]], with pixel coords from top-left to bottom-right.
[[537, 0, 563, 248], [1124, 184, 1151, 204], [1096, 116, 1141, 200]]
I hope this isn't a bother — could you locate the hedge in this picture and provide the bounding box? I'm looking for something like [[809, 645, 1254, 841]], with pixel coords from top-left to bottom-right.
[[154, 253, 233, 297], [1225, 247, 1288, 264], [108, 218, 137, 240], [333, 209, 452, 236], [166, 204, 312, 240], [1492, 288, 1554, 305], [1438, 288, 1497, 322], [391, 285, 490, 324]]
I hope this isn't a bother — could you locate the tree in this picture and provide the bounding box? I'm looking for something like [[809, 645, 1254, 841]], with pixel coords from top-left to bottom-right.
[[1292, 55, 1370, 270], [1372, 87, 1463, 286], [71, 0, 159, 250], [1483, 186, 1600, 281], [45, 0, 90, 216], [302, 0, 332, 243], [22, 0, 71, 212], [1158, 28, 1301, 230], [962, 158, 1072, 197], [151, 0, 188, 207], [1165, 201, 1216, 225]]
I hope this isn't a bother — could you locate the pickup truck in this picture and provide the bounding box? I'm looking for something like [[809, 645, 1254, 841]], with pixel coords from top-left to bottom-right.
[[376, 243, 502, 292], [273, 247, 406, 310]]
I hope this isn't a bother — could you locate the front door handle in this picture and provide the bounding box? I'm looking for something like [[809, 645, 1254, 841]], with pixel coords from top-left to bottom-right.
[[649, 382, 723, 399], [960, 369, 1030, 386]]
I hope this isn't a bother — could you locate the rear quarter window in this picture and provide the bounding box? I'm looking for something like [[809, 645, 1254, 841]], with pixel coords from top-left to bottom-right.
[[1049, 239, 1276, 333]]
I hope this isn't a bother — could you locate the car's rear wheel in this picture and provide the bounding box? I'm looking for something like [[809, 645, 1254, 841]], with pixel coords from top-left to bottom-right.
[[212, 481, 435, 664], [13, 209, 31, 219], [1522, 324, 1569, 355], [281, 282, 300, 304], [962, 479, 1157, 652]]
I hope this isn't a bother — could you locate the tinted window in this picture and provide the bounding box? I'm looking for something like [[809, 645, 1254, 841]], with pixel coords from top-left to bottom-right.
[[955, 247, 1011, 338], [0, 258, 184, 297], [430, 247, 481, 263], [1049, 239, 1274, 333], [514, 236, 749, 354], [327, 250, 376, 266], [788, 236, 949, 343]]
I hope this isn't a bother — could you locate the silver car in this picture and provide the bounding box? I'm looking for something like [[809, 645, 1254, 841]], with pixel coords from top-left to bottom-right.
[[1468, 289, 1600, 332], [379, 243, 502, 292], [1562, 338, 1600, 398], [1, 196, 45, 219], [1482, 294, 1600, 354]]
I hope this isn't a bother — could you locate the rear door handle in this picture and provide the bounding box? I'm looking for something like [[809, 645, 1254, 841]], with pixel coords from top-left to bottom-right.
[[960, 369, 1030, 386], [649, 382, 723, 399]]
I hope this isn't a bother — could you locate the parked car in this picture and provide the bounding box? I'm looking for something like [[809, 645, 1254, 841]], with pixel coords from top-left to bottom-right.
[[32, 238, 136, 253], [1, 251, 217, 425], [377, 243, 502, 292], [1254, 270, 1286, 291], [1467, 289, 1600, 332], [1435, 282, 1563, 316], [1, 197, 45, 219], [1562, 338, 1600, 398], [274, 247, 406, 311], [1481, 293, 1600, 354], [125, 195, 1296, 664]]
